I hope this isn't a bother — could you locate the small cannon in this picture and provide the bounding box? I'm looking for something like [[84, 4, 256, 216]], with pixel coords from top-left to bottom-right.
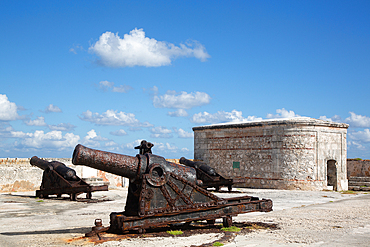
[[180, 157, 246, 192], [30, 156, 108, 201], [72, 142, 273, 235]]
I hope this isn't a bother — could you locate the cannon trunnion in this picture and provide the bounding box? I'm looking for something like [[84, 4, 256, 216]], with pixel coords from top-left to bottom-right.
[[73, 143, 273, 235], [30, 156, 108, 201]]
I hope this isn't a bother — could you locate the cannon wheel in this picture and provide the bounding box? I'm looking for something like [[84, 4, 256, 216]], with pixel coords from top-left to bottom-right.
[[223, 216, 232, 227]]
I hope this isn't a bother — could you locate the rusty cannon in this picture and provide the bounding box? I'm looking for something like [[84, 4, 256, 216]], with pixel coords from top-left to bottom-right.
[[30, 156, 108, 201], [180, 157, 246, 192], [72, 143, 273, 235]]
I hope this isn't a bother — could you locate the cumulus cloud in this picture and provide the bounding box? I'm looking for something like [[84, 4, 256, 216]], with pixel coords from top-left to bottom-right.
[[99, 80, 133, 93], [105, 141, 119, 147], [344, 112, 370, 128], [43, 104, 62, 113], [79, 110, 152, 127], [175, 128, 194, 138], [82, 129, 109, 147], [154, 142, 178, 152], [0, 94, 19, 121], [150, 126, 173, 138], [89, 28, 210, 67], [349, 129, 370, 143], [24, 116, 75, 131], [48, 123, 76, 131], [122, 139, 143, 151], [168, 109, 188, 117], [191, 110, 262, 124], [348, 141, 365, 150], [121, 139, 189, 157], [11, 130, 80, 149], [110, 129, 127, 136], [0, 122, 14, 139], [266, 108, 300, 119], [153, 90, 211, 109], [25, 116, 47, 126], [319, 115, 342, 123]]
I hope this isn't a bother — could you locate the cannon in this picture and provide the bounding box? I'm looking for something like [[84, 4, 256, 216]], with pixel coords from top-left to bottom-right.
[[180, 157, 246, 192], [72, 143, 273, 235], [30, 156, 108, 201]]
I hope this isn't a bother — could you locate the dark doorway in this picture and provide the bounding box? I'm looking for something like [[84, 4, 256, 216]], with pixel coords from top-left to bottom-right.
[[327, 160, 337, 190]]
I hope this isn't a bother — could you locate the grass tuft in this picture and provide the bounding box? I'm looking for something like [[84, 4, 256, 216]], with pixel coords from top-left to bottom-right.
[[166, 230, 183, 236], [213, 242, 224, 246], [221, 226, 241, 232]]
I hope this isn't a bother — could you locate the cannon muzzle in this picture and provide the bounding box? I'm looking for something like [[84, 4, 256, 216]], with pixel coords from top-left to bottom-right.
[[30, 156, 78, 181], [72, 144, 146, 180], [180, 157, 217, 176]]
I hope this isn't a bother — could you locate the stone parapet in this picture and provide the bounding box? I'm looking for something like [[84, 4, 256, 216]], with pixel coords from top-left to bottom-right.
[[347, 159, 370, 177]]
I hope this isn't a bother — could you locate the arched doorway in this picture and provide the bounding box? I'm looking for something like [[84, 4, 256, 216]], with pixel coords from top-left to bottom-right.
[[327, 160, 337, 190]]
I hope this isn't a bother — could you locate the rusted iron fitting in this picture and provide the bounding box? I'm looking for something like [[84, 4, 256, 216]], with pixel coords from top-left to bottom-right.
[[85, 219, 107, 237]]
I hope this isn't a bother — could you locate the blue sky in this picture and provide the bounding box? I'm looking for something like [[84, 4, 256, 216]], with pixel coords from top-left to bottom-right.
[[1, 0, 369, 159]]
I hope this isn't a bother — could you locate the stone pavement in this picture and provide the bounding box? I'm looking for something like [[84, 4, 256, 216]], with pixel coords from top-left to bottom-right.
[[0, 188, 368, 246]]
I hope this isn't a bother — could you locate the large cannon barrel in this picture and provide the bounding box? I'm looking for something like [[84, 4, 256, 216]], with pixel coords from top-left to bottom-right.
[[72, 144, 146, 180], [30, 156, 78, 181], [180, 157, 216, 176]]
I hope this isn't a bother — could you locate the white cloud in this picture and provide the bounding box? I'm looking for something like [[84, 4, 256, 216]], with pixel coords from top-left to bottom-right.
[[0, 94, 19, 121], [79, 110, 152, 127], [25, 116, 47, 126], [120, 139, 189, 156], [48, 123, 76, 131], [168, 109, 188, 117], [89, 28, 210, 67], [99, 80, 133, 93], [112, 85, 133, 93], [82, 129, 109, 147], [176, 128, 194, 138], [99, 80, 114, 90], [122, 139, 143, 152], [153, 91, 211, 109], [44, 104, 62, 113], [319, 115, 342, 123], [345, 112, 370, 128], [348, 141, 366, 150], [150, 126, 173, 138], [110, 129, 127, 136], [191, 110, 262, 124], [105, 141, 119, 147], [153, 142, 179, 152], [349, 129, 370, 143], [11, 130, 80, 149], [266, 108, 300, 119]]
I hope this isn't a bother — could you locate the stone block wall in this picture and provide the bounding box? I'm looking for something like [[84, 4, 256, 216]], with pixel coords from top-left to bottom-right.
[[0, 158, 128, 192], [194, 118, 348, 191], [347, 159, 370, 177]]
